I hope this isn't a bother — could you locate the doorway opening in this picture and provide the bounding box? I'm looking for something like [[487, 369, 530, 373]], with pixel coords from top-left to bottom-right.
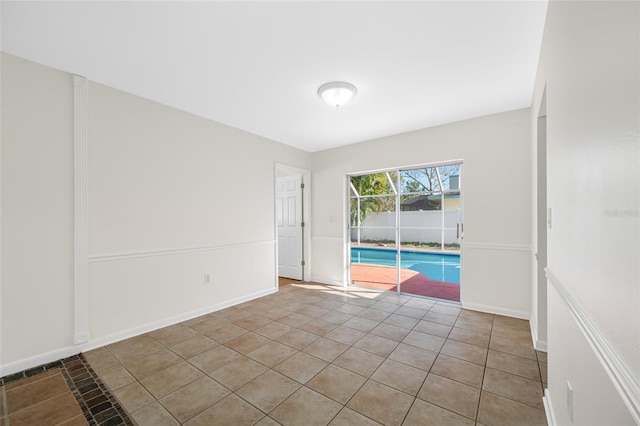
[[348, 162, 463, 302], [275, 164, 311, 289]]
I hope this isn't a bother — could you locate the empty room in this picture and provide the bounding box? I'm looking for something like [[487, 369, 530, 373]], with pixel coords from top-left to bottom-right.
[[1, 1, 638, 425]]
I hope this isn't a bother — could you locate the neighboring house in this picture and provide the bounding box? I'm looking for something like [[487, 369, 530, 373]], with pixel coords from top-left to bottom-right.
[[400, 193, 461, 211]]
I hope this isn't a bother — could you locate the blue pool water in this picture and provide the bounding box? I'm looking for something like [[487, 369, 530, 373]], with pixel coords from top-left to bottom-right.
[[351, 247, 460, 284]]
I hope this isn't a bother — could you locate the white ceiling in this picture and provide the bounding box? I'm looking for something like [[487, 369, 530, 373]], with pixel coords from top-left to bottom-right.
[[1, 1, 548, 152]]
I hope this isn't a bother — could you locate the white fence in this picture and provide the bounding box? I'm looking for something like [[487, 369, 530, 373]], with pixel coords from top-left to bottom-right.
[[351, 210, 461, 244]]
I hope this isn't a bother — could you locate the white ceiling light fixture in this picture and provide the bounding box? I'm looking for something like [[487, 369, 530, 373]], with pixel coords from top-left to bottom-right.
[[318, 82, 357, 107]]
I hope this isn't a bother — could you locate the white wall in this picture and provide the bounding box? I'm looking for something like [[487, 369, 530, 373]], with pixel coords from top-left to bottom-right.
[[0, 53, 311, 374], [532, 1, 639, 423], [312, 109, 532, 317], [87, 81, 310, 340], [1, 54, 75, 367]]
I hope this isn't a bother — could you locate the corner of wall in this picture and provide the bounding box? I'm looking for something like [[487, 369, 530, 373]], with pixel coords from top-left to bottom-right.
[[529, 315, 547, 352]]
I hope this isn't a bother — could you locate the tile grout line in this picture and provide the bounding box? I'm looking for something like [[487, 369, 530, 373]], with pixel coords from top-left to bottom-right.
[[399, 304, 458, 424], [2, 382, 9, 426], [134, 291, 420, 423], [475, 318, 495, 422], [338, 291, 449, 422], [416, 310, 489, 423], [2, 355, 134, 426], [58, 364, 92, 425], [314, 297, 454, 424], [65, 354, 134, 425], [108, 342, 190, 425], [94, 284, 545, 425], [4, 387, 70, 419]]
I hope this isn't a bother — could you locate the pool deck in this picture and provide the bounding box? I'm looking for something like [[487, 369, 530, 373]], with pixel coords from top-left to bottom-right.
[[350, 263, 460, 302]]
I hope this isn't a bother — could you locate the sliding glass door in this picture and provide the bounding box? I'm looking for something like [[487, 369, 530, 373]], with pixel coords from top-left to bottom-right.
[[349, 173, 398, 292], [349, 163, 462, 302]]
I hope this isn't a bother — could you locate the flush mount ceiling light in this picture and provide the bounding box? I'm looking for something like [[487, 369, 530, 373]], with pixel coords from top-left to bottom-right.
[[318, 81, 357, 107]]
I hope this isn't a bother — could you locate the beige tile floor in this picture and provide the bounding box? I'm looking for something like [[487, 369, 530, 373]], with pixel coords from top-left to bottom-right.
[[1, 369, 86, 425], [84, 283, 548, 426]]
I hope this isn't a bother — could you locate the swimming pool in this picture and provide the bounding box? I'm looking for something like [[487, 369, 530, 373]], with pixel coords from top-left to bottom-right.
[[351, 247, 460, 284]]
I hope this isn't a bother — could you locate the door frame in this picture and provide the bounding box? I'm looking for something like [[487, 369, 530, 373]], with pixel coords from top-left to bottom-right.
[[274, 163, 311, 289], [534, 88, 548, 348]]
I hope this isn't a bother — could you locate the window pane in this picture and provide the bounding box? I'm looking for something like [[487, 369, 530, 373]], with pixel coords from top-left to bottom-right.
[[350, 173, 395, 197], [399, 167, 441, 195]]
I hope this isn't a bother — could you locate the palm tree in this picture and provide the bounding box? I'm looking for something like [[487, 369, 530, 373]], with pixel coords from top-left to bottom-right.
[[350, 173, 395, 226]]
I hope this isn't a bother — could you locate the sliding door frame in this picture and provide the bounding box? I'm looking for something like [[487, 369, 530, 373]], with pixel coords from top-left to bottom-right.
[[346, 159, 464, 299]]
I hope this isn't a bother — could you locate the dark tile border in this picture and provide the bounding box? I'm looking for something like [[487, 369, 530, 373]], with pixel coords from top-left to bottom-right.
[[1, 354, 133, 426], [0, 359, 63, 386]]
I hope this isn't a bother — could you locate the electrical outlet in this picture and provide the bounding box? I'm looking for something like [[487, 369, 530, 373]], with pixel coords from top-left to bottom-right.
[[204, 273, 212, 285], [566, 380, 574, 422]]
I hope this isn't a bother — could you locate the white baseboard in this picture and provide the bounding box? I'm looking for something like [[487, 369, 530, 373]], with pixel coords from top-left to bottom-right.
[[463, 242, 532, 252], [0, 287, 276, 377], [530, 318, 548, 352], [82, 287, 277, 352], [310, 276, 345, 287], [0, 346, 82, 377], [462, 302, 529, 320], [535, 339, 548, 352], [543, 388, 556, 426]]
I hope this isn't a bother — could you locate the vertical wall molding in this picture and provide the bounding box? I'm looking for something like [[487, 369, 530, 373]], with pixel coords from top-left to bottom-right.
[[73, 75, 89, 345]]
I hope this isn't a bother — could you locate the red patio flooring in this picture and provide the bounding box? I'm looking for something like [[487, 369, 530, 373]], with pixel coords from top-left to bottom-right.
[[351, 263, 460, 302]]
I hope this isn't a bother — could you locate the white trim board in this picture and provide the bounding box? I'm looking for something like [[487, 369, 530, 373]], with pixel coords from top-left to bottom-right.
[[463, 242, 532, 252], [461, 302, 530, 320], [88, 239, 274, 263], [0, 287, 276, 377], [73, 75, 89, 346], [0, 345, 82, 378], [310, 236, 343, 241], [546, 267, 640, 424], [82, 287, 277, 353], [543, 388, 556, 426], [530, 317, 548, 352], [309, 276, 345, 287]]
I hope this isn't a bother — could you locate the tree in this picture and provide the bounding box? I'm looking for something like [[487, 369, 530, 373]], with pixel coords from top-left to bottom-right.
[[400, 164, 460, 195], [350, 173, 395, 226], [349, 165, 461, 224]]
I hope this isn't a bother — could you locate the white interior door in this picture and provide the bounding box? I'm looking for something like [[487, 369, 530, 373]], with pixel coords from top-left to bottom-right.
[[276, 175, 303, 280]]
